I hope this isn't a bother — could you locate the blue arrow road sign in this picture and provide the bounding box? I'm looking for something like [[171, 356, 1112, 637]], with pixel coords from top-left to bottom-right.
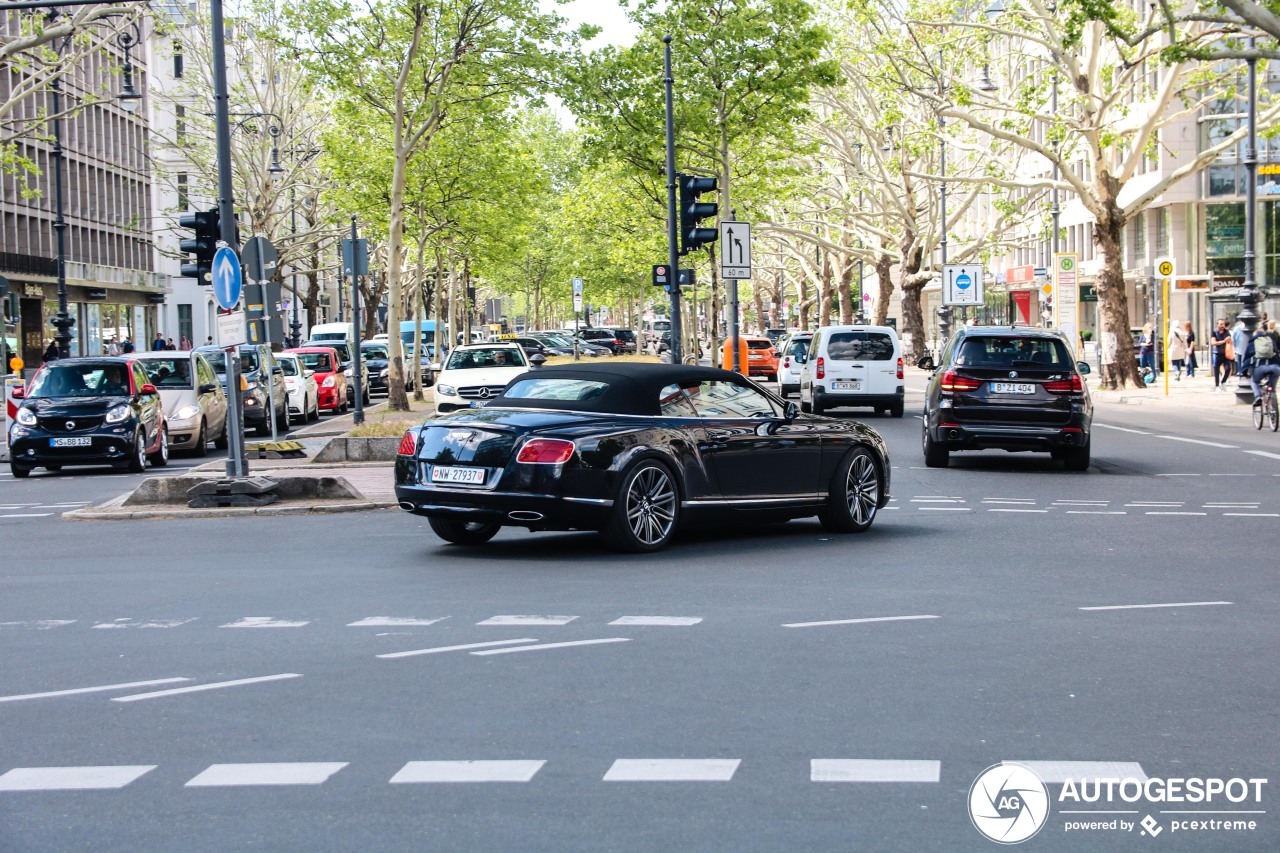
[[955, 272, 972, 290], [212, 246, 242, 311]]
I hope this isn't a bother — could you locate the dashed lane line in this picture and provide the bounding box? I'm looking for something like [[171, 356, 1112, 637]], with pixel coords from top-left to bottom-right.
[[1245, 450, 1280, 461], [0, 766, 156, 791], [470, 638, 631, 656], [1093, 423, 1150, 435], [185, 763, 347, 787], [1154, 435, 1239, 449], [0, 677, 191, 703], [110, 673, 301, 702], [1079, 601, 1232, 612], [1006, 761, 1148, 784], [604, 759, 740, 782], [378, 639, 539, 659], [988, 508, 1048, 513], [811, 759, 940, 783], [390, 760, 546, 784], [782, 615, 940, 629]]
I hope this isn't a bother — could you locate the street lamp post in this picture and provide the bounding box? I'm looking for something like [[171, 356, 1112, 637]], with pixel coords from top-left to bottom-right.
[[1236, 35, 1263, 401], [936, 52, 953, 353]]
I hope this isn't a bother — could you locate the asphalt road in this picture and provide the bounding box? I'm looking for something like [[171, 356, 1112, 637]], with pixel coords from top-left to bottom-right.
[[2, 388, 1278, 852]]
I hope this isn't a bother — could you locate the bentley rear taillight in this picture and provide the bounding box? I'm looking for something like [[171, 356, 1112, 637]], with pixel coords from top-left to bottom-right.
[[940, 370, 982, 392], [397, 431, 417, 456], [517, 437, 575, 464]]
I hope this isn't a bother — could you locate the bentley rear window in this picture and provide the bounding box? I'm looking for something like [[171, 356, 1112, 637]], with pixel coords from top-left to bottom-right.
[[503, 378, 609, 401], [826, 332, 894, 361]]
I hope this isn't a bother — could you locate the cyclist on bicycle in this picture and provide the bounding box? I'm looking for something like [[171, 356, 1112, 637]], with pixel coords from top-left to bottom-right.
[[1246, 319, 1280, 403]]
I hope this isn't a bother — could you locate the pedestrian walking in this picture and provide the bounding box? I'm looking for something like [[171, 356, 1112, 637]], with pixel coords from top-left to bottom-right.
[[121, 337, 135, 354], [205, 336, 214, 346], [1137, 323, 1156, 381], [1211, 319, 1232, 390], [152, 333, 165, 351], [180, 335, 192, 351], [42, 340, 59, 363], [166, 337, 176, 350], [1232, 320, 1247, 377], [1167, 320, 1188, 380], [1183, 321, 1197, 377]]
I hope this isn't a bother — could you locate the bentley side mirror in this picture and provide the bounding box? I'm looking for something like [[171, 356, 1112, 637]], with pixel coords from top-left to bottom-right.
[[1076, 361, 1092, 375], [916, 355, 935, 371]]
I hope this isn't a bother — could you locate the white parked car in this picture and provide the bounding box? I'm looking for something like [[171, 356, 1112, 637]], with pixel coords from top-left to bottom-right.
[[776, 332, 813, 398], [433, 343, 530, 413], [276, 352, 320, 423], [799, 324, 904, 417]]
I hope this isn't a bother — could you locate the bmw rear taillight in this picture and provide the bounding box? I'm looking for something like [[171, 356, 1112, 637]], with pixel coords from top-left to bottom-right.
[[896, 357, 904, 380], [1045, 374, 1085, 394], [397, 431, 417, 456], [516, 437, 575, 464], [816, 357, 825, 380], [940, 370, 982, 392]]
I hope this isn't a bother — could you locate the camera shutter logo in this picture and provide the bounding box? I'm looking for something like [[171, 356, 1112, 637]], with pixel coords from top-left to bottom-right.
[[969, 763, 1050, 844]]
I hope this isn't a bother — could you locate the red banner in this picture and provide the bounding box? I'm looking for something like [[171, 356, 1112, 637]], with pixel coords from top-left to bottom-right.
[[1007, 265, 1036, 284], [1012, 291, 1032, 324]]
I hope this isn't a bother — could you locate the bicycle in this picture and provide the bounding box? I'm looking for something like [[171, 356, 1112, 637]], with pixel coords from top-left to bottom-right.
[[1253, 383, 1279, 432]]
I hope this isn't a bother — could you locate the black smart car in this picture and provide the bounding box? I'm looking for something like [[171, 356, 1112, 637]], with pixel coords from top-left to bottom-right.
[[920, 326, 1093, 470], [7, 357, 169, 477]]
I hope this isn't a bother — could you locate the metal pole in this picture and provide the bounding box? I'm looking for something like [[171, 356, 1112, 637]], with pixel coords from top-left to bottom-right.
[[210, 0, 246, 477], [1237, 35, 1262, 401], [290, 188, 301, 347], [663, 35, 682, 364], [50, 68, 74, 358], [350, 216, 364, 425], [729, 207, 740, 373], [936, 61, 952, 353]]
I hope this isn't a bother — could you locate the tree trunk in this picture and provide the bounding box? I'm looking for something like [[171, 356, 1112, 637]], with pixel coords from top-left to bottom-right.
[[752, 285, 766, 334], [838, 256, 854, 324], [898, 245, 926, 362], [385, 145, 410, 411], [873, 249, 893, 326], [1094, 209, 1144, 389]]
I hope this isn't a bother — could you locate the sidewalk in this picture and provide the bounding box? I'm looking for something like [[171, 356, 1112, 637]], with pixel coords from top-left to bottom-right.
[[1086, 370, 1258, 414]]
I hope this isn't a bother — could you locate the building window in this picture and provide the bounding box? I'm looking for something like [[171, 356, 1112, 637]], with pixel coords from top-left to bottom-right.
[[173, 42, 184, 79], [1154, 208, 1169, 257], [177, 173, 188, 211], [178, 303, 193, 346], [1206, 202, 1245, 276], [175, 104, 185, 142]]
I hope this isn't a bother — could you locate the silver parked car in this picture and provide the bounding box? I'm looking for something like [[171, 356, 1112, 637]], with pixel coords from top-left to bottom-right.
[[134, 350, 229, 456]]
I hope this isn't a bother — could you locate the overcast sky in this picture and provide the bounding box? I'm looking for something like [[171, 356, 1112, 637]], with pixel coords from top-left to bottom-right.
[[549, 0, 639, 50]]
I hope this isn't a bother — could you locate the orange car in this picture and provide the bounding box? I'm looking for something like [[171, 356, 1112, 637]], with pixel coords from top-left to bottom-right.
[[721, 334, 779, 381]]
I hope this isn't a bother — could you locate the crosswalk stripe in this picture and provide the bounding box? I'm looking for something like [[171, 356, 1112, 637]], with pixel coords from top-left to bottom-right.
[[477, 615, 577, 626], [609, 616, 703, 626], [185, 762, 347, 787], [0, 766, 156, 791]]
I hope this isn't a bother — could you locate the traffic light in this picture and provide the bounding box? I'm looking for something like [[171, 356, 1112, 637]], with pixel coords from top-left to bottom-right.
[[678, 173, 718, 256], [179, 207, 219, 283]]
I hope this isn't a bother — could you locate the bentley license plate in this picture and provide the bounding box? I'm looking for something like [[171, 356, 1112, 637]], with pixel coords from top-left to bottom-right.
[[50, 437, 91, 447], [431, 466, 486, 485], [831, 380, 861, 391], [991, 382, 1035, 394]]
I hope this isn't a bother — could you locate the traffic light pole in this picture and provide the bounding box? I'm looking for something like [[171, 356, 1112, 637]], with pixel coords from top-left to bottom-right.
[[662, 35, 683, 365], [211, 0, 246, 478]]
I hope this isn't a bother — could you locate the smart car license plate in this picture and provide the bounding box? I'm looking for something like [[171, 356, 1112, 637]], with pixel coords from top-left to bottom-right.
[[431, 466, 486, 485], [831, 380, 861, 391], [50, 437, 91, 447], [991, 382, 1035, 394]]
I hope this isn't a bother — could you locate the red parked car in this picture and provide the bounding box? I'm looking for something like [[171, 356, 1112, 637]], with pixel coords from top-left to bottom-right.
[[284, 346, 348, 413]]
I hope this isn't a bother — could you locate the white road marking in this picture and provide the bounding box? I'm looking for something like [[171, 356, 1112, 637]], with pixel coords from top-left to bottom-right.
[[1126, 502, 1183, 507], [1224, 512, 1280, 517], [1053, 500, 1109, 506], [1066, 511, 1127, 515], [0, 513, 51, 518], [111, 673, 301, 702], [811, 759, 940, 783], [219, 617, 311, 628], [1244, 449, 1280, 460], [0, 620, 75, 629], [0, 765, 156, 791], [1005, 761, 1147, 784], [185, 762, 347, 787], [910, 498, 963, 503], [603, 759, 740, 782], [609, 616, 703, 626], [988, 508, 1047, 513], [476, 615, 577, 626], [982, 499, 1037, 504], [1155, 435, 1238, 449], [0, 677, 191, 703], [93, 618, 197, 629], [471, 638, 630, 656], [1093, 423, 1150, 435], [378, 639, 539, 659], [783, 615, 940, 629], [1156, 473, 1200, 477], [1204, 503, 1260, 508], [918, 507, 971, 511], [1079, 601, 1232, 612], [34, 503, 89, 508], [390, 760, 546, 783], [347, 617, 447, 627], [1146, 511, 1208, 516]]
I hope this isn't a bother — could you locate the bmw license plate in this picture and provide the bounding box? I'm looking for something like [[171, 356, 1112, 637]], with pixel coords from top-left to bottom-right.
[[431, 466, 486, 485], [51, 437, 91, 447], [991, 382, 1035, 395], [831, 380, 861, 391]]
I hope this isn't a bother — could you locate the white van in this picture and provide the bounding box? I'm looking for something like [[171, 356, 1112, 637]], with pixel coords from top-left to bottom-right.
[[798, 324, 904, 417], [309, 322, 356, 343]]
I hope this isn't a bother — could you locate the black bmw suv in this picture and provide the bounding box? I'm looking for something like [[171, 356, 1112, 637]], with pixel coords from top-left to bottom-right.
[[7, 357, 169, 477], [920, 326, 1093, 470]]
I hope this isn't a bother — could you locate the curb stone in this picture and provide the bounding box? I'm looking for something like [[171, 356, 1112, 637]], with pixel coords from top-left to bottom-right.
[[64, 500, 398, 521]]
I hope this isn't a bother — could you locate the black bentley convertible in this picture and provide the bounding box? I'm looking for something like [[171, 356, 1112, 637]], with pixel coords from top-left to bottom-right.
[[395, 363, 891, 552]]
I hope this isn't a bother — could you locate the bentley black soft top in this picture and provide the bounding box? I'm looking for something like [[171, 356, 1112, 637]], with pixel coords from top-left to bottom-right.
[[493, 362, 755, 416]]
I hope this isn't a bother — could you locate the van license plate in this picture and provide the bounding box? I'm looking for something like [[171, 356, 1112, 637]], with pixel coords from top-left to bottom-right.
[[831, 381, 861, 391], [51, 437, 91, 447], [431, 466, 486, 485], [991, 382, 1035, 394]]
